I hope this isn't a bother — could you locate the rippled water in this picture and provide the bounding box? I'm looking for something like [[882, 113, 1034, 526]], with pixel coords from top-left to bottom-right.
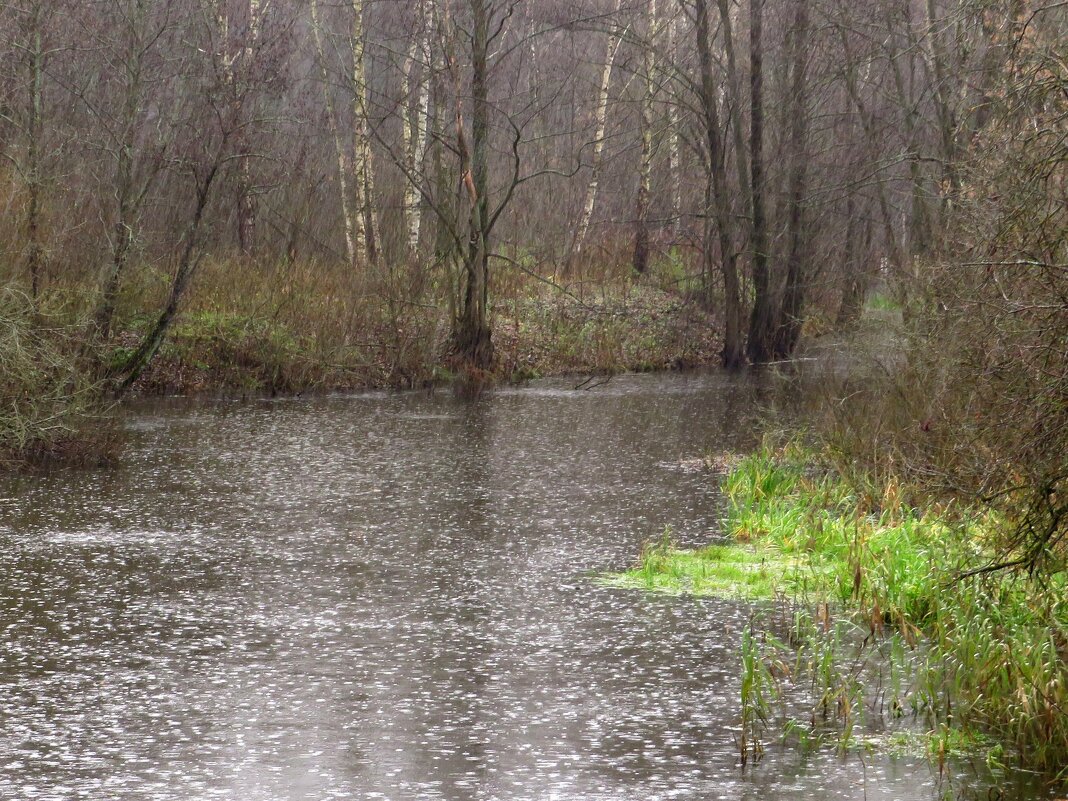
[[0, 372, 1053, 800]]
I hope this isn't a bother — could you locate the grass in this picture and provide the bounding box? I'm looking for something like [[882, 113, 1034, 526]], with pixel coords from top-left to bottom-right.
[[603, 533, 837, 600], [606, 439, 1068, 779], [0, 244, 724, 470], [2, 251, 723, 465], [865, 292, 902, 312]]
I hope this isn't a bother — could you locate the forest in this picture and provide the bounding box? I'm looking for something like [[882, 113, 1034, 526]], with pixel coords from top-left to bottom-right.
[[0, 0, 1065, 797]]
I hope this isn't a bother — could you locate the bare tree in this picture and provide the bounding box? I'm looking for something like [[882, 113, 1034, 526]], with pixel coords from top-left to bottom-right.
[[693, 0, 744, 369], [111, 0, 243, 390], [85, 0, 179, 341], [771, 0, 809, 358], [0, 0, 55, 300], [633, 0, 658, 274], [310, 0, 359, 267], [745, 0, 772, 363], [401, 0, 433, 257]]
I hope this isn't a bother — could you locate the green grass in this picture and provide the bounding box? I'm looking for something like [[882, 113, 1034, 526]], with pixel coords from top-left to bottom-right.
[[605, 439, 1068, 778], [605, 540, 792, 599], [865, 292, 902, 312], [603, 533, 842, 600]]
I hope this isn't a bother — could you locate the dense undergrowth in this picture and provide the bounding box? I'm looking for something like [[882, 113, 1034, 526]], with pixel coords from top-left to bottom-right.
[[0, 288, 118, 467], [610, 440, 1068, 779], [128, 256, 719, 393], [0, 254, 720, 465]]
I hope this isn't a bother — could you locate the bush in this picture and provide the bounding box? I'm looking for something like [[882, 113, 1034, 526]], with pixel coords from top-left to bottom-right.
[[0, 288, 116, 466]]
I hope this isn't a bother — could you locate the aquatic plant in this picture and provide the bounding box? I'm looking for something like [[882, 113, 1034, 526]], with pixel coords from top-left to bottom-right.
[[738, 626, 783, 766], [610, 439, 1068, 778]]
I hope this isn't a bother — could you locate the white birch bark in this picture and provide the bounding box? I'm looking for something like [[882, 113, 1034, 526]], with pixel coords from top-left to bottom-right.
[[310, 0, 359, 267], [401, 0, 431, 256], [574, 0, 623, 251], [667, 9, 681, 236], [350, 0, 375, 263], [236, 0, 264, 254], [207, 0, 234, 85]]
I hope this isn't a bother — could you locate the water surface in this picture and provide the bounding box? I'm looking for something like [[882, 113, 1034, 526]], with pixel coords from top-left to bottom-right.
[[0, 372, 1051, 800]]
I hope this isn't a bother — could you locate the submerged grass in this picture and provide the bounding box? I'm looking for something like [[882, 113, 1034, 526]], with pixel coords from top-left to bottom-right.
[[608, 439, 1068, 778]]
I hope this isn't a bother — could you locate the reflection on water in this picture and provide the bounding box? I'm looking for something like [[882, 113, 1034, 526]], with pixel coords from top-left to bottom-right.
[[0, 372, 1052, 800]]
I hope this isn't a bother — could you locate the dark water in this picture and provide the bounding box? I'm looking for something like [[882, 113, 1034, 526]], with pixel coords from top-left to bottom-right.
[[0, 372, 1054, 800]]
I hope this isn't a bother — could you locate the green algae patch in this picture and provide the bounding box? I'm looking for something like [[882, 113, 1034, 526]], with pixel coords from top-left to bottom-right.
[[601, 539, 838, 601]]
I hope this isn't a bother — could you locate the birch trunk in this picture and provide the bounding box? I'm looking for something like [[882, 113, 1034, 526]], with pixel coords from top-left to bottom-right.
[[310, 0, 359, 267], [350, 0, 377, 264], [401, 0, 431, 257], [573, 0, 622, 254], [236, 0, 264, 255], [667, 12, 682, 237]]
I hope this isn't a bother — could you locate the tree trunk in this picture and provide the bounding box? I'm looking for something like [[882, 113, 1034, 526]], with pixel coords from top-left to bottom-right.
[[924, 0, 957, 218], [746, 0, 775, 363], [718, 0, 752, 222], [350, 0, 377, 264], [573, 0, 622, 256], [633, 0, 657, 275], [836, 195, 872, 330], [772, 0, 810, 359], [666, 12, 682, 237], [838, 24, 909, 321], [454, 0, 493, 369], [25, 3, 44, 301], [235, 0, 264, 256], [310, 0, 359, 267], [402, 0, 431, 258], [114, 164, 221, 393], [695, 0, 744, 370]]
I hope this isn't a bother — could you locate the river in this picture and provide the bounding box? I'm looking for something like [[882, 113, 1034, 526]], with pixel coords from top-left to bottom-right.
[[0, 372, 1052, 800]]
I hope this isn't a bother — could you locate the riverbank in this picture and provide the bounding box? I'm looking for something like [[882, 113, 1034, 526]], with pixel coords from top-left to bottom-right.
[[0, 258, 722, 466], [119, 271, 721, 395], [608, 441, 1068, 779]]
